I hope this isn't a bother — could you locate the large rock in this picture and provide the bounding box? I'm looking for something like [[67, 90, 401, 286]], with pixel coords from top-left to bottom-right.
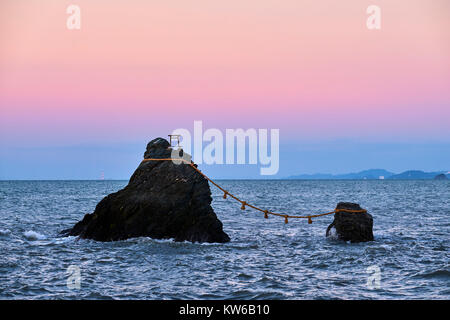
[[326, 202, 373, 243], [61, 138, 230, 243]]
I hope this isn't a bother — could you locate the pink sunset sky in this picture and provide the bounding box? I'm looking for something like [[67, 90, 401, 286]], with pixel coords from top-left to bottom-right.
[[0, 0, 449, 178]]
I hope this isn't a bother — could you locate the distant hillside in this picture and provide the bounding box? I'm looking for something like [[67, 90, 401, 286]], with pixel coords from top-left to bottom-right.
[[287, 173, 335, 180], [387, 170, 447, 180], [338, 169, 394, 179], [288, 169, 449, 180], [434, 173, 448, 180], [288, 169, 394, 180]]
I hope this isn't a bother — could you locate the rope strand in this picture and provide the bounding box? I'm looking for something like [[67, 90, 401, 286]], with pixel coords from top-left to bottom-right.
[[141, 158, 367, 223]]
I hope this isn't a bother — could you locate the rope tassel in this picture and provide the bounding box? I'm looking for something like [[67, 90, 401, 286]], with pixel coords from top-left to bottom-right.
[[264, 210, 269, 219], [241, 201, 246, 210], [223, 191, 227, 199], [308, 216, 313, 224], [284, 215, 288, 224]]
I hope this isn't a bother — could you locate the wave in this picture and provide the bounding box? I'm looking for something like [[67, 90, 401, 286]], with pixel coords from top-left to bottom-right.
[[326, 226, 339, 240], [0, 229, 11, 236], [413, 269, 450, 279], [23, 230, 47, 241]]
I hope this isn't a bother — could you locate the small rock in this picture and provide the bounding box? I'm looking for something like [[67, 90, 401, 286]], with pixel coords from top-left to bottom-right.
[[434, 173, 448, 180], [326, 202, 373, 243]]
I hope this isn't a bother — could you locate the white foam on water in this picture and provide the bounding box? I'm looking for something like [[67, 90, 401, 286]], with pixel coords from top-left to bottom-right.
[[23, 230, 46, 241], [0, 229, 11, 236], [327, 227, 339, 240], [54, 236, 77, 244]]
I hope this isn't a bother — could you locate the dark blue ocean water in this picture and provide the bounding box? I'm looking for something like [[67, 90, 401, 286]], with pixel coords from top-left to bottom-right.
[[0, 180, 448, 299]]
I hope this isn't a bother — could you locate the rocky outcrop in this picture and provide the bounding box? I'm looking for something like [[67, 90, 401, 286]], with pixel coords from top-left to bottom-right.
[[326, 202, 373, 243], [434, 173, 448, 180], [61, 138, 230, 243]]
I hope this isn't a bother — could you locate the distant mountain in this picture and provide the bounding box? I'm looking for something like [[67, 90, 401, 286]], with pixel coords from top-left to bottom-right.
[[288, 169, 449, 180], [387, 170, 446, 180], [338, 169, 394, 179], [434, 173, 448, 180], [288, 169, 394, 180], [287, 173, 335, 180]]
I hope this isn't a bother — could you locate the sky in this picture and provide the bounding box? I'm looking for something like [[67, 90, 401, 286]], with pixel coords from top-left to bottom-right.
[[0, 0, 449, 179]]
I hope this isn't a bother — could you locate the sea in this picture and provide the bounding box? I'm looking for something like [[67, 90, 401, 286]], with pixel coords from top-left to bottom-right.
[[0, 180, 448, 299]]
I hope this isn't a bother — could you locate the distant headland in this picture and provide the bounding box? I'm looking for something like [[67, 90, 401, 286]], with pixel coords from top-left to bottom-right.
[[287, 169, 449, 180]]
